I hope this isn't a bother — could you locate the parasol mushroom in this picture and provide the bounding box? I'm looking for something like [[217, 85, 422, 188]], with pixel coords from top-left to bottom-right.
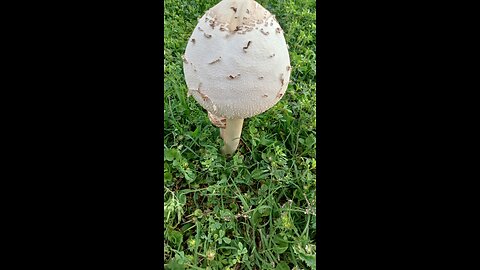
[[183, 0, 291, 155]]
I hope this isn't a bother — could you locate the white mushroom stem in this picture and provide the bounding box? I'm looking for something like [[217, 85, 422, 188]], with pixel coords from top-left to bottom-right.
[[221, 118, 244, 155]]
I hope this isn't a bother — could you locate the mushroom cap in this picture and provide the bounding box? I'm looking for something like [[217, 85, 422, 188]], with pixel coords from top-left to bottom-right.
[[183, 0, 291, 119]]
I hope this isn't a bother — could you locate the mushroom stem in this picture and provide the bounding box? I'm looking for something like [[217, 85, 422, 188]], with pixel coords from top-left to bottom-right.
[[221, 118, 244, 156]]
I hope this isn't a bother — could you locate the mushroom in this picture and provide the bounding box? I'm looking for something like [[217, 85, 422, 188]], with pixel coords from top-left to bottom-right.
[[183, 0, 291, 156]]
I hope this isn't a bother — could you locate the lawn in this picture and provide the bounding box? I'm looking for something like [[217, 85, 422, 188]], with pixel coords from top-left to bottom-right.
[[164, 0, 316, 269]]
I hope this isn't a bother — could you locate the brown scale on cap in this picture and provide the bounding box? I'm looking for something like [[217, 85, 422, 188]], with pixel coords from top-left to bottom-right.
[[286, 65, 291, 71], [228, 74, 241, 79], [190, 62, 197, 72], [230, 7, 237, 12], [258, 76, 264, 80], [260, 29, 269, 35], [199, 93, 209, 101], [195, 83, 209, 101], [208, 57, 222, 64], [198, 27, 204, 32], [204, 33, 212, 38], [276, 28, 281, 33], [208, 112, 226, 128], [191, 38, 195, 44], [262, 94, 268, 98], [269, 53, 275, 58], [243, 41, 252, 52], [182, 55, 188, 64], [209, 20, 216, 29]]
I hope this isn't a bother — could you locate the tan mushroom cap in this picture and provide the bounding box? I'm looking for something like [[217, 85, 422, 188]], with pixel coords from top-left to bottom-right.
[[183, 0, 291, 119]]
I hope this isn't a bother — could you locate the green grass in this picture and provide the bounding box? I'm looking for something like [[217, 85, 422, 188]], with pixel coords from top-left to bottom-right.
[[164, 0, 316, 269]]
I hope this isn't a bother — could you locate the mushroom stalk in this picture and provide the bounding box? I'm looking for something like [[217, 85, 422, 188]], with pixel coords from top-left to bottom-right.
[[221, 118, 244, 155]]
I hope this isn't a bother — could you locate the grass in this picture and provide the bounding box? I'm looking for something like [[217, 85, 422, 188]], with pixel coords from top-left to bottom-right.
[[164, 0, 316, 269]]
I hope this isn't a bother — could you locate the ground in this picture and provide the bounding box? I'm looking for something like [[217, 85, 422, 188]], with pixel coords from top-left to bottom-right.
[[164, 0, 316, 269]]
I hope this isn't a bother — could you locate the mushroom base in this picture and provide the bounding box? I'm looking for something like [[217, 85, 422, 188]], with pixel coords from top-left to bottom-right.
[[220, 118, 244, 156]]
